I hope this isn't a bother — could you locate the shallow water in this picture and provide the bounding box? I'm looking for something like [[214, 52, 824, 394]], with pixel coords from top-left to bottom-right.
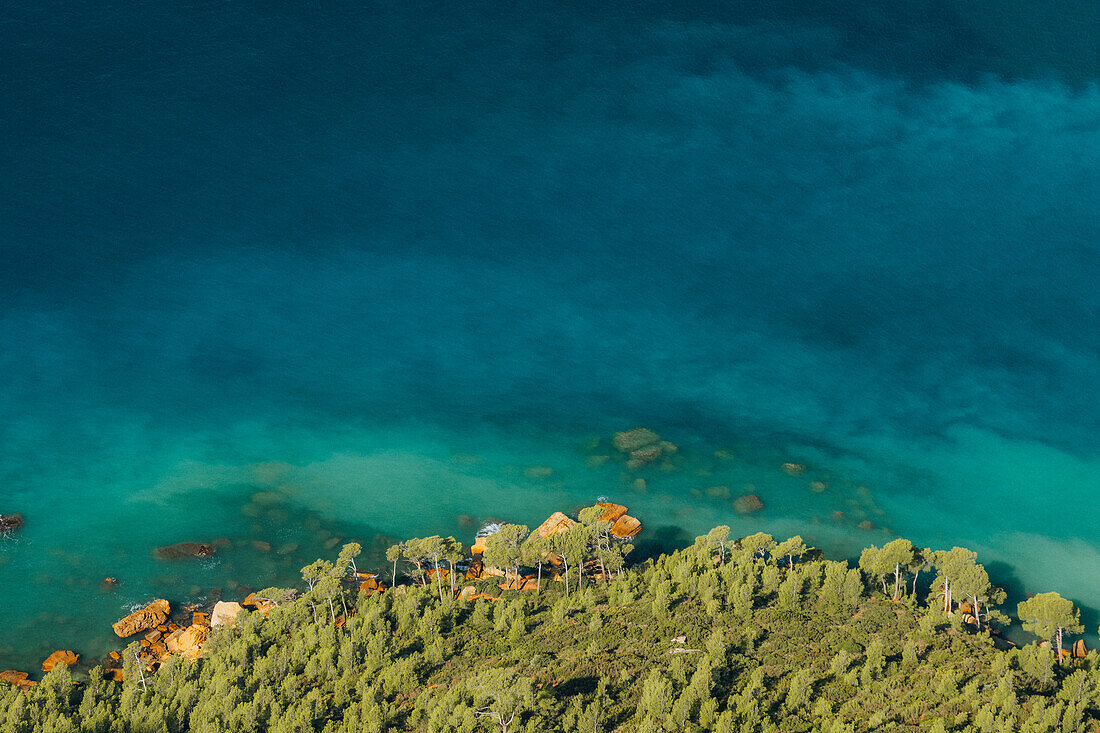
[[2, 1, 1099, 671]]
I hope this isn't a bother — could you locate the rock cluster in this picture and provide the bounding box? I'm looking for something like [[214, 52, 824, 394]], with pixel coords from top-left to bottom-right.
[[611, 428, 678, 470], [535, 512, 576, 537]]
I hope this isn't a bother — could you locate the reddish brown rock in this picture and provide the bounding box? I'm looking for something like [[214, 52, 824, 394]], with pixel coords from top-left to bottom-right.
[[42, 650, 79, 672], [733, 494, 764, 515], [164, 624, 207, 660], [113, 599, 170, 638], [242, 592, 277, 613], [98, 578, 120, 592], [105, 669, 124, 682], [0, 670, 29, 685], [535, 512, 576, 538], [610, 515, 642, 538], [596, 502, 629, 522], [191, 612, 211, 628]]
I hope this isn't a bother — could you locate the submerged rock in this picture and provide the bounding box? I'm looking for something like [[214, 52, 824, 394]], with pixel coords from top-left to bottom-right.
[[153, 542, 217, 561], [113, 599, 170, 638], [733, 494, 764, 515], [0, 513, 24, 534], [612, 428, 661, 453], [524, 465, 554, 479], [782, 463, 807, 475], [99, 578, 120, 592]]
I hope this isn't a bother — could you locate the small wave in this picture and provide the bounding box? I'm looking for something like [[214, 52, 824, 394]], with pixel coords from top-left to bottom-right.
[[476, 521, 503, 537]]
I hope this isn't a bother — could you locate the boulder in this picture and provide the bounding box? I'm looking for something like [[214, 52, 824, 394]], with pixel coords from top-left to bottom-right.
[[0, 513, 24, 534], [610, 515, 642, 538], [535, 512, 576, 537], [596, 503, 628, 522], [458, 585, 478, 601], [41, 650, 78, 672], [612, 428, 661, 453], [782, 462, 807, 475], [153, 542, 216, 561], [191, 612, 211, 628], [1073, 639, 1087, 658], [98, 578, 120, 592], [211, 601, 243, 628], [105, 669, 124, 682], [113, 599, 170, 638], [164, 624, 207, 660], [733, 494, 764, 515], [0, 670, 29, 686], [242, 592, 276, 613]]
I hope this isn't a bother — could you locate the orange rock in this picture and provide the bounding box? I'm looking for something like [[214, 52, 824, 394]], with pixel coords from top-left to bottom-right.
[[105, 669, 124, 682], [471, 534, 492, 554], [426, 567, 449, 580], [191, 612, 210, 628], [0, 670, 29, 685], [112, 599, 170, 638], [164, 624, 208, 660], [242, 592, 276, 613], [108, 651, 120, 661], [42, 650, 79, 671], [596, 502, 629, 522], [144, 630, 162, 643], [610, 514, 641, 538], [458, 585, 478, 601], [156, 625, 167, 632], [1073, 639, 1087, 658], [535, 512, 577, 538]]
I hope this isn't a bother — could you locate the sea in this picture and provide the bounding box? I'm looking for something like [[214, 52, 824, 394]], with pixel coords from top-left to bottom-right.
[[1, 0, 1098, 671]]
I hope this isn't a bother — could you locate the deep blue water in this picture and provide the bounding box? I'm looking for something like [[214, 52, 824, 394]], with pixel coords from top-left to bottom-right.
[[1, 1, 1098, 670]]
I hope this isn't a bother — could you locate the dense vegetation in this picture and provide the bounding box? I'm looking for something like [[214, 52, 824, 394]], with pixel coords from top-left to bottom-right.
[[2, 518, 1099, 732]]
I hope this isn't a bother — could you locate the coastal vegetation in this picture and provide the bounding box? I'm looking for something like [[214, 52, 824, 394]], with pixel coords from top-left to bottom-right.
[[2, 501, 1099, 731]]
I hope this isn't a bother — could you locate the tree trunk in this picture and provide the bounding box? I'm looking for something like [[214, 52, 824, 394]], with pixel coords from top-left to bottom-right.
[[392, 560, 397, 588], [536, 562, 542, 596], [448, 560, 455, 597], [563, 557, 570, 597], [892, 563, 900, 600], [1056, 627, 1064, 665], [328, 596, 336, 624], [970, 595, 981, 630], [912, 569, 920, 597]]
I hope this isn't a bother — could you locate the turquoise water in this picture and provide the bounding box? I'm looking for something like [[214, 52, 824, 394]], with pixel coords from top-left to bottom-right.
[[2, 1, 1099, 671]]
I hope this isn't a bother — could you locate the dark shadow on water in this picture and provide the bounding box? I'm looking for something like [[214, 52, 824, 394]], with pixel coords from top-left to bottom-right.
[[632, 524, 693, 563]]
